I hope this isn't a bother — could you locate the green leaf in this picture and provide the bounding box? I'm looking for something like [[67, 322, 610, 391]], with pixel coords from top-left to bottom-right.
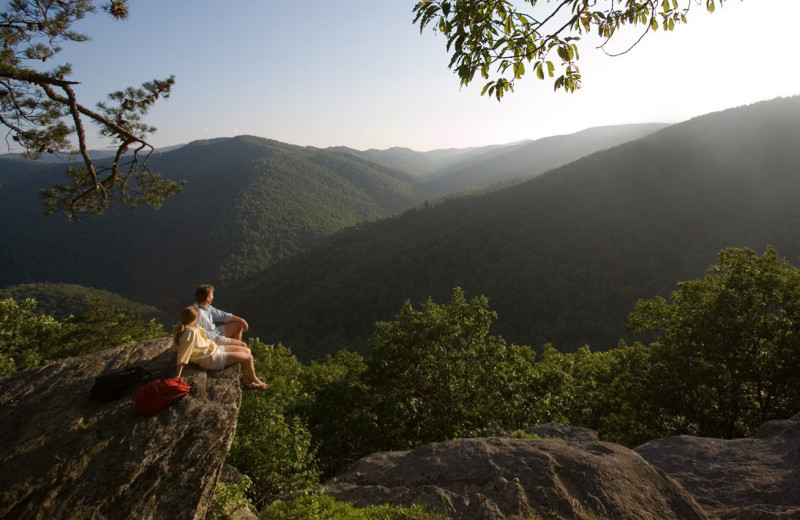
[[504, 14, 514, 34], [514, 61, 525, 79]]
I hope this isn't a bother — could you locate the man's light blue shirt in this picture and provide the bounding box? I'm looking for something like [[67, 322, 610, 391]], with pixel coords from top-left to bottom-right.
[[195, 303, 232, 340]]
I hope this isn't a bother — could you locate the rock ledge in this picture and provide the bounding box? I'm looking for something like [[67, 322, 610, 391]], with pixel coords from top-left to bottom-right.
[[0, 338, 242, 520], [325, 426, 708, 520]]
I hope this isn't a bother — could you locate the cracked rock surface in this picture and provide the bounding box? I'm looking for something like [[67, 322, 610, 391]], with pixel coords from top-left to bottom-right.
[[0, 337, 242, 520]]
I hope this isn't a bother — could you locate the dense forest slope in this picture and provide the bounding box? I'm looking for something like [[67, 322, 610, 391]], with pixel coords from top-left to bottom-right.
[[0, 282, 160, 320], [0, 126, 661, 318], [229, 97, 800, 360], [0, 136, 430, 313]]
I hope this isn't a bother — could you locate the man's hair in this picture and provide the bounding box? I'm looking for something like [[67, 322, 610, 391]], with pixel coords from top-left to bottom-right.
[[195, 285, 214, 304]]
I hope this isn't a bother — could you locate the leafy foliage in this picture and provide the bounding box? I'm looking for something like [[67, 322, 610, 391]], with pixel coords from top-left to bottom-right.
[[570, 341, 663, 446], [413, 0, 727, 99], [243, 249, 800, 504], [293, 289, 600, 476], [0, 295, 164, 376], [57, 296, 164, 358], [0, 297, 67, 375], [260, 494, 447, 520], [226, 341, 320, 509], [629, 246, 800, 438], [531, 341, 663, 447], [291, 350, 374, 478], [0, 282, 161, 319], [206, 475, 254, 520], [365, 288, 538, 448]]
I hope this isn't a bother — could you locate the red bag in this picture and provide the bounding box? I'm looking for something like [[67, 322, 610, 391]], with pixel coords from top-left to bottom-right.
[[135, 377, 191, 416]]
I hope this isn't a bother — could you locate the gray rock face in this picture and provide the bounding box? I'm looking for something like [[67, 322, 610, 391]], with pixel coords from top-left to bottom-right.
[[525, 422, 599, 442], [636, 412, 800, 520], [324, 427, 708, 520], [0, 337, 242, 520]]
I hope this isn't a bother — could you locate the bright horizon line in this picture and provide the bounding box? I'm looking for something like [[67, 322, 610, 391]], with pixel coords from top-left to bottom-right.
[[6, 93, 780, 157], [4, 1, 799, 155]]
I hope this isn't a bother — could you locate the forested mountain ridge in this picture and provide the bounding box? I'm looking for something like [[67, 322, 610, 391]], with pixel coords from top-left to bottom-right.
[[0, 125, 667, 318], [332, 123, 668, 197], [0, 282, 160, 319], [422, 123, 669, 197], [0, 135, 431, 314], [329, 143, 508, 177], [229, 96, 800, 360]]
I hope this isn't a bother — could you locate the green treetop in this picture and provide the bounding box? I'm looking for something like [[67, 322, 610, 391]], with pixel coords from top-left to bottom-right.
[[628, 246, 800, 438]]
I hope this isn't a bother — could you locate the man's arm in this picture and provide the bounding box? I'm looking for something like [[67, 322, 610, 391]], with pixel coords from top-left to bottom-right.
[[208, 304, 247, 332], [207, 305, 233, 325], [229, 315, 248, 333]]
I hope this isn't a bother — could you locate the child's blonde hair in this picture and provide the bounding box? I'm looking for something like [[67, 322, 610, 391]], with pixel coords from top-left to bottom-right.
[[173, 306, 200, 344]]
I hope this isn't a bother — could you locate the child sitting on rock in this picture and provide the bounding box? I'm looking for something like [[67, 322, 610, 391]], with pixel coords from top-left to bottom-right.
[[172, 306, 268, 390]]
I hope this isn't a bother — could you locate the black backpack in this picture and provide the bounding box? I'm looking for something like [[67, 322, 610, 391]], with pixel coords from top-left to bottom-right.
[[90, 366, 151, 403]]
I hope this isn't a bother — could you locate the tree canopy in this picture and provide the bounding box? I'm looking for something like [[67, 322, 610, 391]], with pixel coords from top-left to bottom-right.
[[0, 0, 180, 219], [0, 295, 164, 375], [413, 0, 733, 99], [628, 246, 800, 438]]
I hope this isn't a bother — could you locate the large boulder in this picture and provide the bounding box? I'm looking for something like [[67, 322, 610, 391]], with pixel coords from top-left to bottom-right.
[[324, 426, 708, 520], [636, 412, 800, 520], [0, 337, 242, 520]]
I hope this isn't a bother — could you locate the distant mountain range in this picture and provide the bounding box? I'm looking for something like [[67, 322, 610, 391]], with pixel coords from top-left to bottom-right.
[[225, 97, 800, 359], [0, 136, 428, 315], [0, 144, 186, 163], [3, 97, 798, 361], [331, 123, 669, 197], [0, 125, 661, 317]]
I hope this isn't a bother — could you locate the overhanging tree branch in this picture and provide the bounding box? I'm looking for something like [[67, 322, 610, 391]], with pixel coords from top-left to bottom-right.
[[0, 0, 181, 219], [414, 0, 734, 100]]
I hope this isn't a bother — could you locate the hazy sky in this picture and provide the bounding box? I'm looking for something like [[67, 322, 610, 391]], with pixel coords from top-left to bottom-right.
[[41, 1, 800, 152]]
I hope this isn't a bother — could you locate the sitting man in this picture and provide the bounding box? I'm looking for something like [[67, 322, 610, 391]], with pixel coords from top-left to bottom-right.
[[193, 284, 249, 346]]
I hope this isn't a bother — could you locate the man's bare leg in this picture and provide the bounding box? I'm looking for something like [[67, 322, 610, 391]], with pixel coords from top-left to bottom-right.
[[224, 321, 245, 341]]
